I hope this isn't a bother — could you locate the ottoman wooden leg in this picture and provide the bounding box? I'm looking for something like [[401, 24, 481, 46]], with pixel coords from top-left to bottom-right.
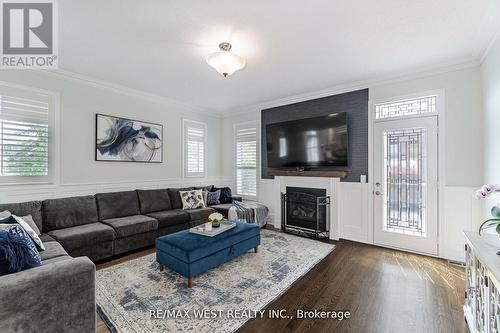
[[188, 277, 193, 288], [159, 264, 164, 272], [254, 246, 258, 253]]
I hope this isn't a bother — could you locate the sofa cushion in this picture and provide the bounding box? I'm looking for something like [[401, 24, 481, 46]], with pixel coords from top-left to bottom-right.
[[39, 241, 68, 261], [101, 215, 158, 238], [0, 201, 43, 231], [96, 191, 140, 220], [183, 207, 215, 221], [43, 196, 98, 232], [39, 233, 56, 243], [146, 210, 189, 228], [41, 255, 72, 266], [137, 189, 171, 214], [193, 185, 214, 192], [209, 203, 233, 216], [167, 187, 193, 210], [47, 222, 115, 250]]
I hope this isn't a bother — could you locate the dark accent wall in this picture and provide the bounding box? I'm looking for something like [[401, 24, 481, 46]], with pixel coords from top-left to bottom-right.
[[261, 89, 368, 182]]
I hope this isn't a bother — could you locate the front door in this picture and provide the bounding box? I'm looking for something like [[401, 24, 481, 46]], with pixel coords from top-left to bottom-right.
[[373, 116, 438, 255]]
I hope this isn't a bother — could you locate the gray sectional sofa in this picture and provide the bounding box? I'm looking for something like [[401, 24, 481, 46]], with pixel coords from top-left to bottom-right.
[[0, 185, 238, 333]]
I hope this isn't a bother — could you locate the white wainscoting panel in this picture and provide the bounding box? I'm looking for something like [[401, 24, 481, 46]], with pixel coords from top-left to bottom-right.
[[257, 179, 280, 228], [0, 178, 223, 203], [338, 182, 371, 244], [440, 186, 483, 262]]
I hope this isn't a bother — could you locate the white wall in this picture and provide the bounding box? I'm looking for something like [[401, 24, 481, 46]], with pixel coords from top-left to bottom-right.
[[482, 34, 500, 222], [370, 66, 484, 187], [483, 35, 500, 184], [0, 70, 223, 201], [221, 64, 484, 261]]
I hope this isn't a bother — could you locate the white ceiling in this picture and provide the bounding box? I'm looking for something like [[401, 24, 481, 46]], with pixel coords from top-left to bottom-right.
[[59, 0, 500, 112]]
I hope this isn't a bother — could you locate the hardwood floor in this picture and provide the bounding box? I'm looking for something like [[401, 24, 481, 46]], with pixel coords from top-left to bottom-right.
[[96, 239, 467, 333]]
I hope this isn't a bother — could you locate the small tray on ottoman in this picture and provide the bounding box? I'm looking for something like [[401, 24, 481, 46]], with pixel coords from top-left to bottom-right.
[[189, 220, 235, 237]]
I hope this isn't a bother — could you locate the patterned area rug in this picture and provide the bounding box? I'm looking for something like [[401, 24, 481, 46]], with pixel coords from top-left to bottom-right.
[[96, 229, 335, 333]]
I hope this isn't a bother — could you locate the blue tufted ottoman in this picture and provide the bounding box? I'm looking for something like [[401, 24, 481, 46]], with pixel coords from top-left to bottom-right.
[[156, 221, 260, 287]]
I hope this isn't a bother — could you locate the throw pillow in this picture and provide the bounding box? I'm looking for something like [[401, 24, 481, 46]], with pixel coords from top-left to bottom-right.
[[213, 187, 232, 204], [13, 215, 44, 250], [0, 215, 45, 251], [0, 210, 11, 219], [19, 215, 41, 236], [0, 224, 42, 276], [202, 191, 209, 207], [179, 190, 206, 210], [206, 190, 221, 206]]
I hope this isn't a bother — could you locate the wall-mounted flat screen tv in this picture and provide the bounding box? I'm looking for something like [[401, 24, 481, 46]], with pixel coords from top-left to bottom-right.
[[266, 113, 348, 168]]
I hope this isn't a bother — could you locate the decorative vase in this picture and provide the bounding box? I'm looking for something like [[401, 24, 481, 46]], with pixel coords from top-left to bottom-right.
[[212, 220, 221, 228], [205, 221, 212, 232], [491, 205, 500, 218]]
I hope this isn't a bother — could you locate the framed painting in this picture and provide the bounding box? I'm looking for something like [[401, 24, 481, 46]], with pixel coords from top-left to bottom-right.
[[95, 114, 163, 162]]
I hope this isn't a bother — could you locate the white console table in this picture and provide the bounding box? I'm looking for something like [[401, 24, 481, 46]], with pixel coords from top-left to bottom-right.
[[464, 231, 500, 333]]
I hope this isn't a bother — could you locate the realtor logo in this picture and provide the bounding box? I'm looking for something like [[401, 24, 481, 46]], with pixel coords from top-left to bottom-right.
[[1, 0, 58, 69]]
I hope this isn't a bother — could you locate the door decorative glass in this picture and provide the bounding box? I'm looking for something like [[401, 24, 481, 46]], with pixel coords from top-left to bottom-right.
[[383, 128, 427, 236]]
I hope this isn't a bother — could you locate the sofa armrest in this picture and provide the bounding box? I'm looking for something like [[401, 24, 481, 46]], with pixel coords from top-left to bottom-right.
[[0, 257, 96, 333], [231, 195, 243, 202]]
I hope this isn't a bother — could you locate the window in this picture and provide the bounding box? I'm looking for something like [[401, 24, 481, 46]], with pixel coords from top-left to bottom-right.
[[235, 122, 257, 198], [183, 119, 206, 178], [0, 84, 54, 183], [375, 95, 436, 120]]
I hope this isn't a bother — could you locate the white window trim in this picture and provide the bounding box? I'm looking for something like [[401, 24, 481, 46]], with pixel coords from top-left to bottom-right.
[[182, 118, 207, 179], [234, 120, 259, 200], [0, 81, 60, 186]]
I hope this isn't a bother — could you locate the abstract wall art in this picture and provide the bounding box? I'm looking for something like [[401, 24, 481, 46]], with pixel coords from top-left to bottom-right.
[[95, 114, 163, 162]]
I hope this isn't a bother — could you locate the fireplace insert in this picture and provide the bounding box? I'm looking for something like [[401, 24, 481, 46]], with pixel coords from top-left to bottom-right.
[[281, 186, 330, 239]]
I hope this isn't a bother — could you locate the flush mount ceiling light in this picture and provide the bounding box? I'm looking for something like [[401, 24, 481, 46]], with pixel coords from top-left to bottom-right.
[[206, 42, 246, 77]]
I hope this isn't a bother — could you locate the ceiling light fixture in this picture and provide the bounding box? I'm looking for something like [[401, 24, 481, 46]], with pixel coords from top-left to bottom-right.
[[206, 42, 246, 77]]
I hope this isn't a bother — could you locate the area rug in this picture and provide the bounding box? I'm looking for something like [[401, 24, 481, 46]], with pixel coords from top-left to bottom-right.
[[96, 229, 335, 333]]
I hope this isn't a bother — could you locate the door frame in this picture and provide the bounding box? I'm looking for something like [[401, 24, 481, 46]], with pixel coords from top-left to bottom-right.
[[368, 89, 445, 257]]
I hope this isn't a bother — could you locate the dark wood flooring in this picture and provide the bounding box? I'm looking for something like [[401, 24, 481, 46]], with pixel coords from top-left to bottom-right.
[[96, 238, 467, 333]]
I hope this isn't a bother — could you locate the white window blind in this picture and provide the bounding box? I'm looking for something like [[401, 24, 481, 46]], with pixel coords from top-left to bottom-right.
[[184, 120, 206, 178], [0, 87, 51, 179], [235, 123, 257, 197]]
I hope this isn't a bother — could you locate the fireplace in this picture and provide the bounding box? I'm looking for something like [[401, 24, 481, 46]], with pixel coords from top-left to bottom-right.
[[281, 186, 330, 239]]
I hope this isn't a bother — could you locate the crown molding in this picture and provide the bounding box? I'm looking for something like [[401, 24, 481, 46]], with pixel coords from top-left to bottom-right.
[[40, 69, 223, 118], [220, 59, 480, 118]]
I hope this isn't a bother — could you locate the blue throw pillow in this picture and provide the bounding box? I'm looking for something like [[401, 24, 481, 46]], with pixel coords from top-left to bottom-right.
[[214, 187, 232, 204], [206, 190, 221, 206], [0, 215, 18, 225], [0, 225, 42, 276], [0, 215, 44, 252]]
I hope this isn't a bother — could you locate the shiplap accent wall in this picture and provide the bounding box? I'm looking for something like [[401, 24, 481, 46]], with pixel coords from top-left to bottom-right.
[[260, 89, 368, 182]]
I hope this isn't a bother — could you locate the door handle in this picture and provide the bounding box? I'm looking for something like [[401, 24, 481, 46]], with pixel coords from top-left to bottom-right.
[[375, 191, 383, 196]]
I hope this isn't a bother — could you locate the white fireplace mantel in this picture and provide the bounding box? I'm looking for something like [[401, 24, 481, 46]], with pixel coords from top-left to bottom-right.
[[275, 176, 341, 240]]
